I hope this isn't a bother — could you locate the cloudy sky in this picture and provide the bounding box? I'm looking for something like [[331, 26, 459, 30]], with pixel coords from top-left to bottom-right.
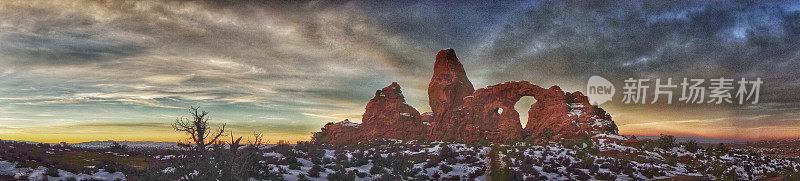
[[1, 0, 799, 143]]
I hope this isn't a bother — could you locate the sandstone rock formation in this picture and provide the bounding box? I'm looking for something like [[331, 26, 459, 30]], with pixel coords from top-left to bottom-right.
[[525, 88, 618, 142], [315, 83, 428, 145], [315, 49, 618, 145], [362, 82, 427, 140], [429, 81, 540, 142], [317, 119, 363, 145], [428, 49, 474, 126], [428, 49, 475, 113]]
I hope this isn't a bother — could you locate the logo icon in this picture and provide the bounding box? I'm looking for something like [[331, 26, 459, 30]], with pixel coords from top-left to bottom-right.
[[587, 76, 615, 105]]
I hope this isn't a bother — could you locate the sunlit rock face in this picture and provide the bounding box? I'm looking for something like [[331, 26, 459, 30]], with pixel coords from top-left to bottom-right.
[[524, 88, 618, 142], [429, 81, 539, 142], [317, 83, 428, 144], [361, 82, 427, 140], [317, 49, 618, 145], [319, 119, 363, 145], [427, 49, 475, 127]]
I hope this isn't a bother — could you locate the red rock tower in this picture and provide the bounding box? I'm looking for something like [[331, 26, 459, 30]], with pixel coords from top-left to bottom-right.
[[315, 48, 618, 144]]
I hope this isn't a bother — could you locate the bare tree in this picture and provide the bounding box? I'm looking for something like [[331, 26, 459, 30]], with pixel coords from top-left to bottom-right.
[[172, 106, 226, 156], [249, 132, 264, 147], [229, 131, 243, 151]]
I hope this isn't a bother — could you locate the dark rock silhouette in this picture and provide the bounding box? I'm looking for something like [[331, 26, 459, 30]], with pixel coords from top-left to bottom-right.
[[316, 49, 617, 144]]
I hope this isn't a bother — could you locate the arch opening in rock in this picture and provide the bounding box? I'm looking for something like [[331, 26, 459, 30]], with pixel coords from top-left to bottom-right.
[[514, 96, 537, 127], [316, 49, 618, 145]]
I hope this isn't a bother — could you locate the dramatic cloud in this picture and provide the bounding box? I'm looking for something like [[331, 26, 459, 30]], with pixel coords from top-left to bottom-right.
[[468, 0, 800, 138], [0, 0, 798, 142]]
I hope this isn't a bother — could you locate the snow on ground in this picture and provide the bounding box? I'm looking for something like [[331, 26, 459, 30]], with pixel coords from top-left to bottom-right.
[[262, 140, 489, 180], [503, 137, 800, 180], [0, 161, 125, 181], [3, 137, 799, 180]]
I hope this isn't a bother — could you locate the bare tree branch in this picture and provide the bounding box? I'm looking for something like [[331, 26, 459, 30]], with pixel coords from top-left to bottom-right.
[[171, 106, 226, 156], [249, 132, 264, 146]]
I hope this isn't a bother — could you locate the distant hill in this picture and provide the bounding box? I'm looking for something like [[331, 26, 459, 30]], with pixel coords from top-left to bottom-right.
[[0, 139, 180, 149], [633, 136, 750, 144], [69, 140, 181, 149], [1, 139, 279, 150]]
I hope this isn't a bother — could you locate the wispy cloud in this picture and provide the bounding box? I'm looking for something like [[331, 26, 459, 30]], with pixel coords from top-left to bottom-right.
[[0, 0, 798, 142]]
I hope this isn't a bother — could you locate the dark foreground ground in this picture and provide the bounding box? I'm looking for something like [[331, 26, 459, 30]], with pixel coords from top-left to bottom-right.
[[1, 135, 799, 180]]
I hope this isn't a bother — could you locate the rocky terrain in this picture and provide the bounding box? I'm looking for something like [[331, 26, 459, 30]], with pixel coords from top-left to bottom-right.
[[260, 136, 800, 180], [729, 139, 800, 157], [315, 49, 617, 145], [3, 135, 800, 180]]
